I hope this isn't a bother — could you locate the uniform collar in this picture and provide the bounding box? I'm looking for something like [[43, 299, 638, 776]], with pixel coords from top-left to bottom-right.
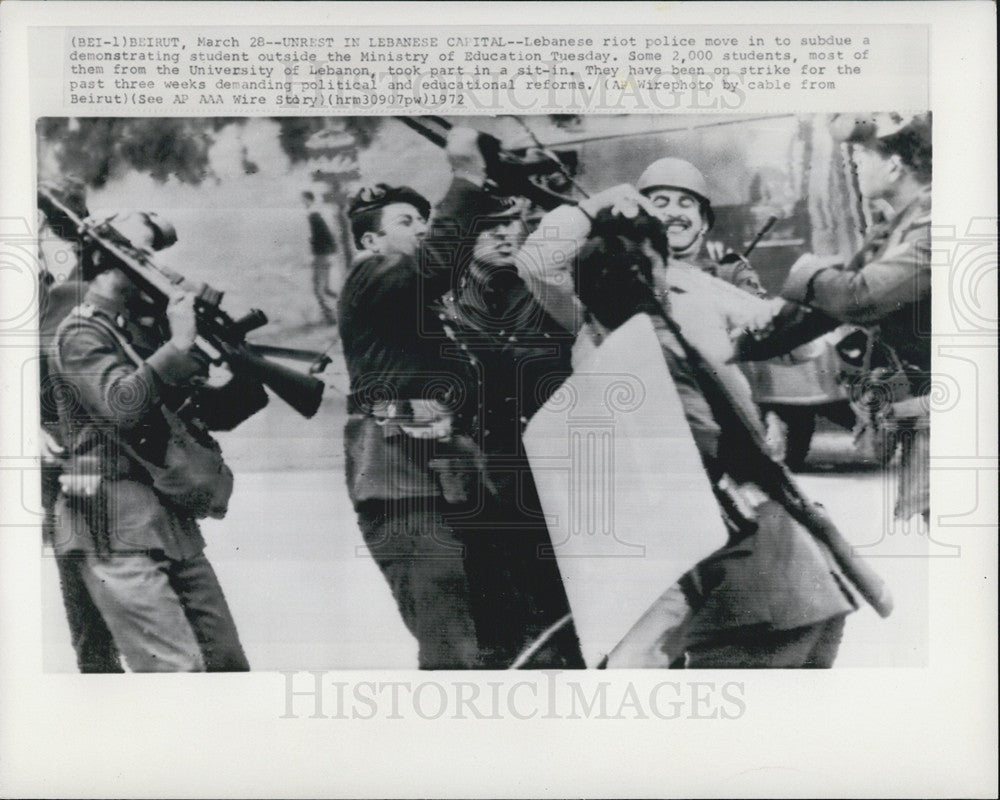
[[888, 183, 932, 226]]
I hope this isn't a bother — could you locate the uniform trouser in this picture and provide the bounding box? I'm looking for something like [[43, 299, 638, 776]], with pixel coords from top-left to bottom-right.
[[358, 499, 480, 669], [45, 465, 123, 672], [357, 494, 583, 670], [55, 555, 123, 673], [680, 614, 848, 668], [78, 550, 249, 672]]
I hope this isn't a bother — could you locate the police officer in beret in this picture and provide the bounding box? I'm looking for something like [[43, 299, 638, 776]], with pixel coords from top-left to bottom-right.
[[338, 128, 582, 668]]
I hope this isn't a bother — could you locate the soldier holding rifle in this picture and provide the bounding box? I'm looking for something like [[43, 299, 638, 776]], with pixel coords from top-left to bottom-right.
[[41, 189, 290, 671]]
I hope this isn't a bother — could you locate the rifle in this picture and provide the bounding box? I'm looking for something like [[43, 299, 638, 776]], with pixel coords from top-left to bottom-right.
[[714, 214, 846, 362], [715, 215, 777, 276], [742, 214, 778, 258], [38, 184, 327, 418], [652, 302, 894, 618], [395, 115, 579, 210]]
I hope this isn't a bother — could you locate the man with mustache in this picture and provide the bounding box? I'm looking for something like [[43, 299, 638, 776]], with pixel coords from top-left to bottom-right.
[[638, 156, 853, 469], [637, 157, 765, 295]]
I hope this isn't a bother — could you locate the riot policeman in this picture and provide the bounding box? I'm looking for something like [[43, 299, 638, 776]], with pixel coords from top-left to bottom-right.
[[338, 129, 582, 668], [776, 112, 932, 520]]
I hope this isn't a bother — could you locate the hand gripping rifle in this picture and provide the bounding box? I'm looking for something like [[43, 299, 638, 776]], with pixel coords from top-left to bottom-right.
[[653, 296, 894, 617], [38, 184, 327, 418], [395, 116, 579, 210], [582, 211, 893, 618]]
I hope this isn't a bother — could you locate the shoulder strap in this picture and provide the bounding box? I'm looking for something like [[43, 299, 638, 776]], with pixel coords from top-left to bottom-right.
[[53, 304, 146, 373], [52, 305, 168, 470]]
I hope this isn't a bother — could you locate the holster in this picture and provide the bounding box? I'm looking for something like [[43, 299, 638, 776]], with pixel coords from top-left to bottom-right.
[[427, 434, 498, 505]]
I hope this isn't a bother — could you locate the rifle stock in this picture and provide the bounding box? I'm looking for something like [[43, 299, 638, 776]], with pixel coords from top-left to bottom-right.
[[654, 308, 894, 618], [39, 185, 327, 419], [777, 484, 894, 617]]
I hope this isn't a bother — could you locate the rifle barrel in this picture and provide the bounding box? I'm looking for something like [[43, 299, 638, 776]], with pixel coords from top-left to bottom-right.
[[39, 185, 328, 418], [395, 116, 448, 148], [654, 306, 893, 618], [248, 343, 332, 365], [743, 215, 778, 258]]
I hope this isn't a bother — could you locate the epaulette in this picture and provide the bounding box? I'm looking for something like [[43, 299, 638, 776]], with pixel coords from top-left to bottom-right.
[[66, 302, 126, 329]]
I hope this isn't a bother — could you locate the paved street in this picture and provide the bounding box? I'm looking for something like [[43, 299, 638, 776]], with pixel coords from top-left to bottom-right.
[[41, 420, 933, 671]]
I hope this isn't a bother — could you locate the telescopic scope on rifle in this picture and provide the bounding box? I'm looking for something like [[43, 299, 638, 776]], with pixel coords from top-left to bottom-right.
[[38, 184, 327, 418]]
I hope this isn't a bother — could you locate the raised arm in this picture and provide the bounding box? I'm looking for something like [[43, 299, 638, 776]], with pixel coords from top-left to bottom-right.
[[517, 184, 651, 334]]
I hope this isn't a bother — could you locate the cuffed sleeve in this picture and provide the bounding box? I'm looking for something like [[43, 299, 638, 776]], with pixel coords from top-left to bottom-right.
[[807, 236, 931, 324], [145, 341, 205, 386], [516, 204, 592, 334], [780, 254, 845, 304]]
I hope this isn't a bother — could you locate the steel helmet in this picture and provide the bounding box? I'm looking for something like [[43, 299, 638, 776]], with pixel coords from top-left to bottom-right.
[[636, 157, 714, 228], [829, 112, 930, 148]]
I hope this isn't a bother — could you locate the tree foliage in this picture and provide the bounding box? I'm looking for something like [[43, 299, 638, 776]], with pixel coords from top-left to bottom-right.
[[38, 117, 384, 188], [37, 117, 237, 187]]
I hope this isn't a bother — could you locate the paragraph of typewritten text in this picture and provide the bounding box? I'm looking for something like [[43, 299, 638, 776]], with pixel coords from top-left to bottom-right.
[[48, 25, 928, 115]]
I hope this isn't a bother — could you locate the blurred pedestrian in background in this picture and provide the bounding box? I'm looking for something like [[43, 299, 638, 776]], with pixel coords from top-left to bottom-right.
[[302, 190, 339, 325]]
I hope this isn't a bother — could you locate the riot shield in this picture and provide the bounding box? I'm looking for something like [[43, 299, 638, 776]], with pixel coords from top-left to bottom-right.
[[523, 314, 728, 666]]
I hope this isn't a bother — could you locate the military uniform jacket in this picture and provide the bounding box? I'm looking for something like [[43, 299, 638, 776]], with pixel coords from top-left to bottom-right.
[[338, 248, 472, 505], [52, 289, 266, 558], [782, 185, 932, 393]]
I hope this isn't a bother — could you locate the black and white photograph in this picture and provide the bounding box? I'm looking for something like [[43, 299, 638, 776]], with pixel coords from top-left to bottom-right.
[[35, 112, 932, 671], [1, 3, 996, 798]]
